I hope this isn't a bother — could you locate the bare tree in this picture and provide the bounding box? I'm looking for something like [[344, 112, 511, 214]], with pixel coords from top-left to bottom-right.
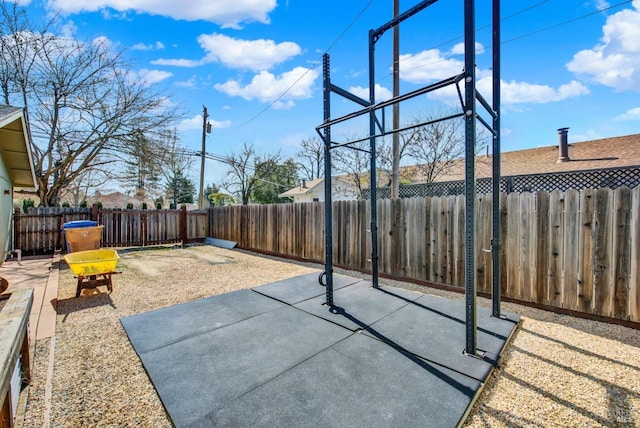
[[149, 129, 194, 207], [403, 113, 467, 184], [1, 2, 179, 206], [223, 143, 281, 205], [0, 1, 55, 110], [296, 137, 324, 180], [60, 164, 109, 207], [332, 139, 370, 198]]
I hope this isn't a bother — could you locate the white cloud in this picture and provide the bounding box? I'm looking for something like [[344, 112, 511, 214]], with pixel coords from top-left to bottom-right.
[[614, 106, 640, 120], [152, 58, 201, 67], [175, 75, 197, 88], [492, 79, 590, 104], [137, 69, 173, 85], [214, 66, 319, 107], [132, 41, 165, 51], [151, 34, 300, 71], [348, 84, 392, 103], [450, 42, 485, 55], [92, 35, 114, 50], [429, 75, 589, 105], [178, 114, 231, 131], [566, 0, 640, 91], [59, 20, 77, 38], [197, 33, 300, 71], [46, 0, 277, 29], [399, 49, 465, 84]]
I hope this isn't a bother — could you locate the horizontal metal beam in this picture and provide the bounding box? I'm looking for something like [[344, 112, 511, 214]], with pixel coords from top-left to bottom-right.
[[372, 0, 440, 41], [317, 74, 462, 132], [330, 83, 371, 107]]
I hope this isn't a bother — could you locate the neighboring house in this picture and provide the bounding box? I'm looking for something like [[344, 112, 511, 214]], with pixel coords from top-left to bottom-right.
[[379, 129, 640, 197], [430, 130, 640, 181], [279, 177, 360, 202], [0, 105, 36, 262], [86, 191, 156, 209]]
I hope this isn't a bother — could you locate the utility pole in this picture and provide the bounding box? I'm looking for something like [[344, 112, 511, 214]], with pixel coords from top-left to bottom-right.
[[391, 0, 400, 199], [198, 106, 211, 209]]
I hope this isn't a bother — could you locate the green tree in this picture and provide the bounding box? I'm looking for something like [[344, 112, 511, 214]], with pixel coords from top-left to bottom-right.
[[223, 143, 281, 205], [119, 130, 162, 198], [167, 171, 195, 204], [251, 158, 298, 204], [207, 192, 234, 206]]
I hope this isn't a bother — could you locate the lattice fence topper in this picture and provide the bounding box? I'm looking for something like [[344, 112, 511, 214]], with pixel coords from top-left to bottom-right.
[[363, 166, 640, 199]]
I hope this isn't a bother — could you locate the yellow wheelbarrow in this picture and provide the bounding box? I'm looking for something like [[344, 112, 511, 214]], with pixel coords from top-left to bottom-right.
[[63, 249, 121, 297]]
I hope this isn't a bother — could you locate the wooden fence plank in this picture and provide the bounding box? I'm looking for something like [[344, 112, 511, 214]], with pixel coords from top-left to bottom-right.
[[578, 189, 595, 313], [593, 188, 613, 317], [475, 195, 488, 294], [453, 195, 465, 287], [520, 193, 534, 302], [563, 189, 580, 310], [535, 191, 549, 305], [547, 190, 563, 307], [612, 187, 631, 320], [630, 186, 640, 322], [505, 193, 520, 299]]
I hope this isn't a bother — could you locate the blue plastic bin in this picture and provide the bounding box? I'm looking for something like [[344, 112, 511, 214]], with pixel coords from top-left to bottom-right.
[[62, 220, 99, 253]]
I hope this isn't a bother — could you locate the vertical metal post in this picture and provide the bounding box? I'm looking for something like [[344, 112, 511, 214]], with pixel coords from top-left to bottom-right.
[[391, 0, 400, 200], [369, 29, 379, 289], [198, 106, 208, 209], [491, 0, 502, 318], [464, 0, 477, 355], [322, 53, 334, 306]]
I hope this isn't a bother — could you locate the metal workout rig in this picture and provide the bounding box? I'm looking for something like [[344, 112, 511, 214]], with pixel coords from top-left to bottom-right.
[[315, 0, 502, 356]]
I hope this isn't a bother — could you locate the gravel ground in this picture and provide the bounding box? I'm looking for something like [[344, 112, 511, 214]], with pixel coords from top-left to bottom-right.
[[21, 245, 640, 427]]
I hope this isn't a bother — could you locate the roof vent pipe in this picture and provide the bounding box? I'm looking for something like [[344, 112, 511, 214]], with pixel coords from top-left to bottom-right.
[[557, 127, 570, 163]]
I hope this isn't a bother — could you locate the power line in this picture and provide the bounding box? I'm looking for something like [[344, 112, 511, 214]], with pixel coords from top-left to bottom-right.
[[375, 0, 632, 84], [503, 0, 632, 45]]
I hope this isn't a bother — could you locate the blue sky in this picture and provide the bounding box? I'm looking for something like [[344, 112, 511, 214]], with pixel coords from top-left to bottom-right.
[[18, 0, 640, 187]]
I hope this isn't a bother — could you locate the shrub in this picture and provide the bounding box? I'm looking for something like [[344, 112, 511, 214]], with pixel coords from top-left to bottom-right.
[[22, 199, 35, 213]]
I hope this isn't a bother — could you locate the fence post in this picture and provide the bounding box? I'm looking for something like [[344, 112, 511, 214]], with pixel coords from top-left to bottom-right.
[[92, 203, 99, 222], [180, 205, 187, 246], [13, 207, 21, 252]]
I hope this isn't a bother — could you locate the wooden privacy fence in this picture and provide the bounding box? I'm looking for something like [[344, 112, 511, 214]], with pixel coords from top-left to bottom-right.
[[13, 205, 208, 252], [208, 187, 640, 323]]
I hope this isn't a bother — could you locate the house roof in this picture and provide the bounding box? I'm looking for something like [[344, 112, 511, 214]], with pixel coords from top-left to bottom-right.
[[0, 105, 36, 188], [88, 191, 155, 208], [278, 176, 358, 198], [409, 133, 640, 183], [279, 177, 325, 197]]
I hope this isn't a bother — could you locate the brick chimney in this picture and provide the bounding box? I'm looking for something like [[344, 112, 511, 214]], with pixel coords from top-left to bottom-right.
[[557, 127, 570, 163]]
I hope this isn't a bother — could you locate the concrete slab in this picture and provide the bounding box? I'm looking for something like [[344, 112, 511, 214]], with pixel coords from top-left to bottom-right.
[[188, 332, 481, 428], [293, 281, 422, 331], [131, 304, 353, 427], [0, 254, 58, 341], [253, 271, 360, 305], [121, 289, 284, 354]]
